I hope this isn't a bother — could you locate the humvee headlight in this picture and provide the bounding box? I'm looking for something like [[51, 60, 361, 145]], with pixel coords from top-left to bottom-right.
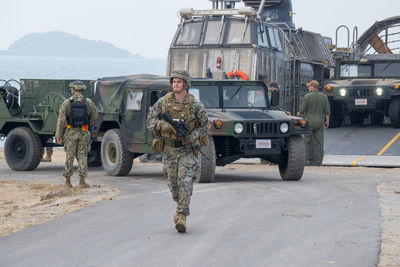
[[300, 119, 308, 128], [234, 123, 244, 134], [280, 122, 289, 133], [376, 87, 383, 96], [339, 88, 347, 96], [214, 120, 223, 129]]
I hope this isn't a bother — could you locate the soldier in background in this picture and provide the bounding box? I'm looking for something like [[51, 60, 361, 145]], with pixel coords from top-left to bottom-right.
[[268, 81, 291, 115], [297, 80, 330, 166], [55, 81, 98, 188], [41, 147, 53, 162], [147, 70, 209, 233]]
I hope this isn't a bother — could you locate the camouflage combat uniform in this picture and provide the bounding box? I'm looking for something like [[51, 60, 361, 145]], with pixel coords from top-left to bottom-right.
[[147, 92, 209, 216], [55, 94, 98, 180], [298, 89, 330, 165]]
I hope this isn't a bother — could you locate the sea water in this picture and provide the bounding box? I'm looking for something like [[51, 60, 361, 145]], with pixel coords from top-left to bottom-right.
[[0, 55, 167, 147]]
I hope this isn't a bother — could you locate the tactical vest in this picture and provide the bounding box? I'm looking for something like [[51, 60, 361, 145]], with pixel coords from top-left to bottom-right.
[[67, 97, 90, 127], [161, 92, 196, 141]]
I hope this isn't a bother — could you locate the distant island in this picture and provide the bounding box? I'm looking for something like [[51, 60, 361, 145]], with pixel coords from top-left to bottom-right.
[[0, 31, 142, 59]]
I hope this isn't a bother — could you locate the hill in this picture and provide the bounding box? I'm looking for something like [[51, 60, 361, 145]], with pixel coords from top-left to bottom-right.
[[0, 31, 139, 59]]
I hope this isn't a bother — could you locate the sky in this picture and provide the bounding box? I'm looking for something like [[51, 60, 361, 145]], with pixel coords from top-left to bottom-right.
[[1, 0, 399, 59]]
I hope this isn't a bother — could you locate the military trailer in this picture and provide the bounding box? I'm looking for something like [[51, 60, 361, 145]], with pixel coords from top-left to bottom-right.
[[0, 79, 92, 171], [0, 75, 310, 182], [167, 0, 334, 115], [324, 16, 400, 128]]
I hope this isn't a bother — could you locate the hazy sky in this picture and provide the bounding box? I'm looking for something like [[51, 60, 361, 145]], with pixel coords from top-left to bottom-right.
[[1, 0, 399, 58]]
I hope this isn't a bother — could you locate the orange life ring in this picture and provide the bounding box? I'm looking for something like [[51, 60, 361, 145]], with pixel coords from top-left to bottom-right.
[[227, 70, 249, 81]]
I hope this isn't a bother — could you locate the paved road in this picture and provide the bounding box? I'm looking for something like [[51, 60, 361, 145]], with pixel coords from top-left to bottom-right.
[[0, 162, 395, 267]]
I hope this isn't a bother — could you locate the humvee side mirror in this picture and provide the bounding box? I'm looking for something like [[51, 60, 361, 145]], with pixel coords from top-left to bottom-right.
[[270, 90, 279, 107]]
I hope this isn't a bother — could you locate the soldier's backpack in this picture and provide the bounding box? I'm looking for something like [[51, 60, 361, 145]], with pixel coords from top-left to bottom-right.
[[67, 97, 90, 127]]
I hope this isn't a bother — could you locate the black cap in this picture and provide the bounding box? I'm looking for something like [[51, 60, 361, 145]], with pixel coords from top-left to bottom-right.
[[269, 81, 280, 89]]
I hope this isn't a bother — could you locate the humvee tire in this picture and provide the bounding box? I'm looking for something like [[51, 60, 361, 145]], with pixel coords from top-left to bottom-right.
[[389, 97, 400, 128], [328, 101, 343, 128], [278, 135, 305, 181], [196, 136, 216, 183], [4, 127, 43, 171], [88, 143, 102, 167], [101, 129, 133, 176]]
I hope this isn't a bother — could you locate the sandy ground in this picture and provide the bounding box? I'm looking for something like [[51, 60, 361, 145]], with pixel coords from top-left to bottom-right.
[[0, 148, 399, 265], [0, 148, 119, 238]]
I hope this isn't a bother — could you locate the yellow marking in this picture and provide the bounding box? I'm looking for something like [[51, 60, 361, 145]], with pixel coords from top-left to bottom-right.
[[351, 156, 366, 166], [377, 132, 400, 156]]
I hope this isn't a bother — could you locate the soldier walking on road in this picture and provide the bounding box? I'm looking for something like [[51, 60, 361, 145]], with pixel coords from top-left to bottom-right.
[[297, 80, 330, 166], [55, 81, 98, 188], [147, 71, 209, 233]]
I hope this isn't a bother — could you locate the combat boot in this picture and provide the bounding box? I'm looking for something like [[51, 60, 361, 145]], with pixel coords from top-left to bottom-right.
[[175, 213, 186, 233], [174, 211, 179, 224], [64, 177, 72, 188], [79, 175, 90, 188], [41, 154, 51, 162]]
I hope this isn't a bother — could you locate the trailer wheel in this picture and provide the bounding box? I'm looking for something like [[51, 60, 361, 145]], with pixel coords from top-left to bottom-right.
[[389, 97, 400, 128], [195, 136, 216, 183], [101, 129, 133, 176], [279, 135, 305, 181], [4, 127, 43, 171], [88, 142, 102, 167]]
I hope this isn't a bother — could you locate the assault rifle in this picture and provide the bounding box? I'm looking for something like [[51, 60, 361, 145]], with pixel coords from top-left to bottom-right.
[[160, 112, 209, 160]]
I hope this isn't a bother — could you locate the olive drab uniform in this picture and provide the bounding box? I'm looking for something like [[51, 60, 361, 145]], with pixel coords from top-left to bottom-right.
[[55, 94, 98, 183], [147, 92, 209, 217], [298, 91, 330, 165]]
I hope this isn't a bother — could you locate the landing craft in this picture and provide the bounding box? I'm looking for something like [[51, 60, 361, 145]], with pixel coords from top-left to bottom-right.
[[167, 0, 334, 115]]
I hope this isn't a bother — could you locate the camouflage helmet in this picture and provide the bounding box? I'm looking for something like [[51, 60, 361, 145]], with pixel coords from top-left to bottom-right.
[[69, 80, 87, 91], [170, 70, 191, 88]]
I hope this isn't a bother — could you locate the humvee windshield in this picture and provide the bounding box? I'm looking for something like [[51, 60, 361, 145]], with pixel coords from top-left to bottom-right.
[[189, 84, 267, 108], [340, 62, 400, 78]]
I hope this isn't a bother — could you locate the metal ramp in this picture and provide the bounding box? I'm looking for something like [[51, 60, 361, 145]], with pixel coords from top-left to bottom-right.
[[324, 125, 400, 167]]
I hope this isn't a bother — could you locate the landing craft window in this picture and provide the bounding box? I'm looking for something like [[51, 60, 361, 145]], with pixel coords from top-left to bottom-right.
[[267, 27, 277, 49], [189, 86, 219, 108], [273, 28, 283, 51], [375, 62, 400, 77], [227, 20, 251, 44], [204, 20, 224, 45], [126, 90, 143, 111], [175, 21, 203, 46], [257, 25, 270, 48]]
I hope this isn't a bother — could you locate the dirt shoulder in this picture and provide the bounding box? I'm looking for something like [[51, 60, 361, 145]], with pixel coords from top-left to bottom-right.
[[0, 147, 119, 238]]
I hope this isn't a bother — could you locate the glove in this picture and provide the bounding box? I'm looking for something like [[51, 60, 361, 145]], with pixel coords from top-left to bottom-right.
[[161, 121, 176, 134], [191, 129, 200, 139]]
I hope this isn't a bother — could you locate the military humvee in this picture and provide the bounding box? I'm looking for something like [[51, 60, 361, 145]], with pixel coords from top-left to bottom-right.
[[0, 75, 309, 182], [324, 16, 400, 128], [323, 54, 400, 128]]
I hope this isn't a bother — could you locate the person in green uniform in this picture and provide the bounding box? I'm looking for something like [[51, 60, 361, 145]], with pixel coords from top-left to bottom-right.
[[297, 80, 330, 166]]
